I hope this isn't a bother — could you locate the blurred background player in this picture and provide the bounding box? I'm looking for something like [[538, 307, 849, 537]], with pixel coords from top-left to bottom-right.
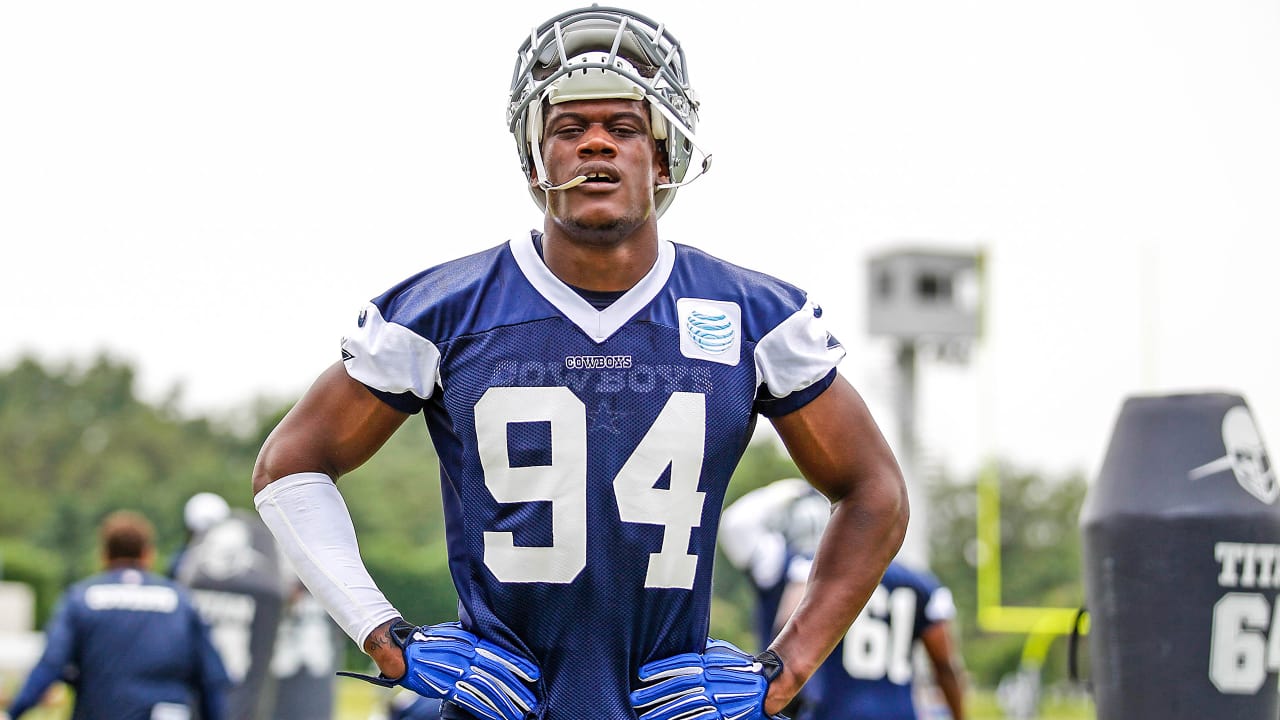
[[4, 510, 228, 720], [724, 478, 965, 720], [720, 478, 829, 651], [269, 574, 343, 720], [720, 479, 838, 717], [168, 491, 231, 579], [782, 559, 966, 720], [177, 509, 286, 720]]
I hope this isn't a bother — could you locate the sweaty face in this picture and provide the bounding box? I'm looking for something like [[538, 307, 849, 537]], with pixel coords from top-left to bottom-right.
[[537, 98, 670, 239]]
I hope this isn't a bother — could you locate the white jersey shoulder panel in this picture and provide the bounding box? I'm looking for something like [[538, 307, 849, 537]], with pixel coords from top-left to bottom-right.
[[341, 303, 442, 400], [754, 299, 845, 398]]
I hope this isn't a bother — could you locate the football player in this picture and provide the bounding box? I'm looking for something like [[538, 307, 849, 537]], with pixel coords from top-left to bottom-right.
[[5, 511, 228, 720], [252, 7, 908, 720]]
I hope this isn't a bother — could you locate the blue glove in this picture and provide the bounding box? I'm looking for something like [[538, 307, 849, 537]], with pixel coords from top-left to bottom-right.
[[339, 620, 541, 720], [630, 639, 786, 720]]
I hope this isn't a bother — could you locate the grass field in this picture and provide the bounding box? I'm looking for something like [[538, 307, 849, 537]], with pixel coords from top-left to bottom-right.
[[968, 690, 1095, 719]]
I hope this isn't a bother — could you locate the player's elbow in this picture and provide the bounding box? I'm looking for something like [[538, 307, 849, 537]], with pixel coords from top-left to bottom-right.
[[863, 464, 910, 554], [251, 429, 327, 497], [887, 469, 910, 548], [827, 464, 909, 562], [251, 439, 283, 497]]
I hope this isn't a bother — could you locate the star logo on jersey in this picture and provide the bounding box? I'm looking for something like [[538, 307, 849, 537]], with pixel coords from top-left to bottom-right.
[[677, 298, 741, 366], [587, 399, 630, 434], [357, 308, 368, 327]]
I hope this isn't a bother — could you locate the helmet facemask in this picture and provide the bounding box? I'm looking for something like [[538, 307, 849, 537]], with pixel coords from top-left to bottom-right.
[[508, 7, 710, 218]]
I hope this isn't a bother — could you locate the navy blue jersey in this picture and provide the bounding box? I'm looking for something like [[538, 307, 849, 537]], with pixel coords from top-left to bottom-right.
[[341, 232, 843, 719], [8, 568, 228, 720], [799, 562, 955, 720]]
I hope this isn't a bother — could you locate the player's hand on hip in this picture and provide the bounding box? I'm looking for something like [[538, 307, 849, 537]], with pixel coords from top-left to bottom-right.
[[630, 638, 787, 720], [339, 620, 541, 720]]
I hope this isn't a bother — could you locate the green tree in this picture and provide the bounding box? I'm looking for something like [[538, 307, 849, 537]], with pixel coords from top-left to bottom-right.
[[0, 354, 260, 595]]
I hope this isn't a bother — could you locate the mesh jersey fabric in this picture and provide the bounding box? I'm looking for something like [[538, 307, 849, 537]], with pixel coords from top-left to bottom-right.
[[341, 231, 844, 719]]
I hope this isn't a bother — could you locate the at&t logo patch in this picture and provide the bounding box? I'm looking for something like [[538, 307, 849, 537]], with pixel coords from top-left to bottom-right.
[[677, 298, 741, 366]]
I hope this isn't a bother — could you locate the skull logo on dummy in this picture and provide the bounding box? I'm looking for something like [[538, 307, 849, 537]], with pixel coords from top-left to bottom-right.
[[1223, 405, 1278, 504]]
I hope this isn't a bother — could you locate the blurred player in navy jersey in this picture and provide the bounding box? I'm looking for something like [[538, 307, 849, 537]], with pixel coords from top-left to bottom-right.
[[732, 481, 964, 720], [721, 480, 855, 718], [5, 511, 228, 720], [786, 560, 966, 720], [252, 6, 908, 720], [721, 479, 833, 653]]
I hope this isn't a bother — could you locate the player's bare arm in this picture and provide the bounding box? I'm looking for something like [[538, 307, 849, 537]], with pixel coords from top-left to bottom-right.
[[765, 374, 910, 714], [922, 620, 966, 720], [252, 361, 411, 675], [252, 362, 410, 493]]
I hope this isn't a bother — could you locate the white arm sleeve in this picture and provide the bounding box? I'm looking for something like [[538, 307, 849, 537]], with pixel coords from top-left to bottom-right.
[[254, 472, 401, 647]]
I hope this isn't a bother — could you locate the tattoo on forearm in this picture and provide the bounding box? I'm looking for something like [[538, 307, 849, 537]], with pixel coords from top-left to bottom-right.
[[366, 628, 393, 653]]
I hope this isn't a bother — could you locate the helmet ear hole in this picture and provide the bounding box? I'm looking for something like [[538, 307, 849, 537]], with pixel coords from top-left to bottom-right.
[[650, 103, 667, 141]]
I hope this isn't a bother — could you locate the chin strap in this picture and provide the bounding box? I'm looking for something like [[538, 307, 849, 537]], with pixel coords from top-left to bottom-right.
[[655, 152, 712, 191]]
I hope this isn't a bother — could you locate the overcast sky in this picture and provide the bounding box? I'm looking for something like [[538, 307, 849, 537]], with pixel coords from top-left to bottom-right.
[[2, 1, 1277, 487]]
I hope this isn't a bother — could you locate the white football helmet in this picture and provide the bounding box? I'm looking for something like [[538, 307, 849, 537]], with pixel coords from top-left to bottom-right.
[[508, 6, 710, 217], [183, 491, 230, 534]]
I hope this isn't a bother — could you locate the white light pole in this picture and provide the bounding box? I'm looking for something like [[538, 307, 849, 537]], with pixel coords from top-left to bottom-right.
[[867, 247, 982, 569]]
